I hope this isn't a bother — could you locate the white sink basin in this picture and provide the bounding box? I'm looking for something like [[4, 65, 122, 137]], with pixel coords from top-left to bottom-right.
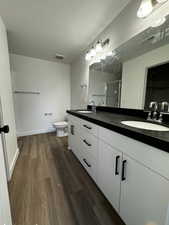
[[121, 121, 169, 131], [77, 110, 93, 114]]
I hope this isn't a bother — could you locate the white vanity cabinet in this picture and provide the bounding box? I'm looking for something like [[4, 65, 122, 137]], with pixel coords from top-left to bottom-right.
[[98, 140, 122, 212], [120, 153, 169, 225], [68, 114, 169, 225]]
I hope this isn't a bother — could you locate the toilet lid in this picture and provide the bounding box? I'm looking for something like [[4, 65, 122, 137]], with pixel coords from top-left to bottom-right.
[[54, 121, 68, 127]]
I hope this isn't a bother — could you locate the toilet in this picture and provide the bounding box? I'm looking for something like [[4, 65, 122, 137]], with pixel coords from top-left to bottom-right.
[[53, 121, 68, 137]]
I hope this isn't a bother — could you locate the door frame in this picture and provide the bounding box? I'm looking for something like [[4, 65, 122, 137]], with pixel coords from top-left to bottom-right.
[[0, 133, 12, 225], [0, 97, 10, 180]]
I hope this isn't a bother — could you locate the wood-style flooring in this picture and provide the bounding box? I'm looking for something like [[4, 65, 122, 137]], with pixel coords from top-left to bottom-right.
[[9, 132, 125, 225]]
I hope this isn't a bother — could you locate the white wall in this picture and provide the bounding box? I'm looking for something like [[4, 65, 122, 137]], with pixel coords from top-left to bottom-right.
[[71, 56, 89, 109], [0, 17, 18, 179], [121, 43, 169, 109], [10, 54, 71, 136], [71, 0, 169, 109]]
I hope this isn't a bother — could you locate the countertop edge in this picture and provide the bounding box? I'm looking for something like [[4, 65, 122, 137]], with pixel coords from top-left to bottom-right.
[[67, 110, 169, 153]]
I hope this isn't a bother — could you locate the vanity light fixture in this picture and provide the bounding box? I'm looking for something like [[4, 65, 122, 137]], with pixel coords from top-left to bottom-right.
[[95, 41, 103, 52], [151, 17, 166, 27], [85, 38, 110, 61], [137, 0, 153, 18], [85, 47, 96, 61]]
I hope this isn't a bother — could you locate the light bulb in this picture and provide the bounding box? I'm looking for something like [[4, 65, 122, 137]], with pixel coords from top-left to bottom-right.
[[90, 48, 96, 57], [151, 17, 166, 27], [137, 0, 153, 18], [156, 0, 168, 3], [85, 52, 91, 61], [95, 41, 103, 52]]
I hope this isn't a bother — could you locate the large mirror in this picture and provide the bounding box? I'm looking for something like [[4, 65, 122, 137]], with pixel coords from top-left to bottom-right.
[[88, 16, 169, 110], [88, 57, 122, 107]]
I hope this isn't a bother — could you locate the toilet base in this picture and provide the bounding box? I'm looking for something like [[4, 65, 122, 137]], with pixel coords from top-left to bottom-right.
[[56, 128, 68, 137]]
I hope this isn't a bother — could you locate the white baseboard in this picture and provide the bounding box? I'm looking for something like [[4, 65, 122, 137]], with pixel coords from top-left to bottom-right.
[[17, 128, 55, 137], [9, 147, 20, 180]]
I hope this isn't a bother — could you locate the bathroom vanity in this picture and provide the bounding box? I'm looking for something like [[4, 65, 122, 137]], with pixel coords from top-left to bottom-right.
[[67, 109, 169, 225]]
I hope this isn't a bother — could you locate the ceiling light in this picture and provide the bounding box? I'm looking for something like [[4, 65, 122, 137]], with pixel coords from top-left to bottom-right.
[[137, 0, 153, 18], [95, 41, 103, 52], [151, 17, 166, 27], [156, 0, 168, 3]]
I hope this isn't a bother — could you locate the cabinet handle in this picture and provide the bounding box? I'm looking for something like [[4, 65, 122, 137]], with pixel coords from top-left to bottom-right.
[[71, 125, 74, 135], [83, 124, 92, 130], [83, 139, 92, 147], [115, 155, 120, 175], [121, 160, 127, 181], [83, 158, 91, 168]]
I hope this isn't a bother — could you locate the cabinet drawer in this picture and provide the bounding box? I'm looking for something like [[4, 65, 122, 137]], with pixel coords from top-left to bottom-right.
[[81, 152, 96, 181], [79, 119, 98, 136], [80, 132, 98, 156], [68, 114, 98, 136], [68, 114, 80, 125]]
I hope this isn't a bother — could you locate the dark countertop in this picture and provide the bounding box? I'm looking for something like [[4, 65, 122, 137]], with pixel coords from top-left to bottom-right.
[[67, 109, 169, 153]]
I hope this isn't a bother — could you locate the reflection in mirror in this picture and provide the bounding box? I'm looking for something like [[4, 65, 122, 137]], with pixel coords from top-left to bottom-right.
[[88, 56, 122, 107], [118, 15, 169, 110], [88, 15, 169, 110], [145, 62, 169, 110]]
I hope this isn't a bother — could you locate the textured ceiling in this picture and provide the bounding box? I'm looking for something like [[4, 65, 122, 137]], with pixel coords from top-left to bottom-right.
[[0, 0, 130, 63]]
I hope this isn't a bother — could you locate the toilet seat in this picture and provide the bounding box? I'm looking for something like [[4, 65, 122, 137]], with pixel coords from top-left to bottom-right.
[[53, 121, 68, 128]]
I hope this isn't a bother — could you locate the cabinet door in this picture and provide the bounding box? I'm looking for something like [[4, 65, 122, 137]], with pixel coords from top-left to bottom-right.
[[120, 154, 169, 225], [98, 140, 122, 213]]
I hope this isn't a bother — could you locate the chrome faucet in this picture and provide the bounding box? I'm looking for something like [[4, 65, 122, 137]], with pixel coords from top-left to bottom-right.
[[159, 102, 169, 123], [90, 100, 96, 113], [161, 101, 169, 111], [147, 101, 158, 121], [147, 101, 169, 123], [148, 101, 158, 118]]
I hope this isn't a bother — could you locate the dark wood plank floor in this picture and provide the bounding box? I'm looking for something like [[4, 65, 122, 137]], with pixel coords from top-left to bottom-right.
[[9, 132, 125, 225]]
